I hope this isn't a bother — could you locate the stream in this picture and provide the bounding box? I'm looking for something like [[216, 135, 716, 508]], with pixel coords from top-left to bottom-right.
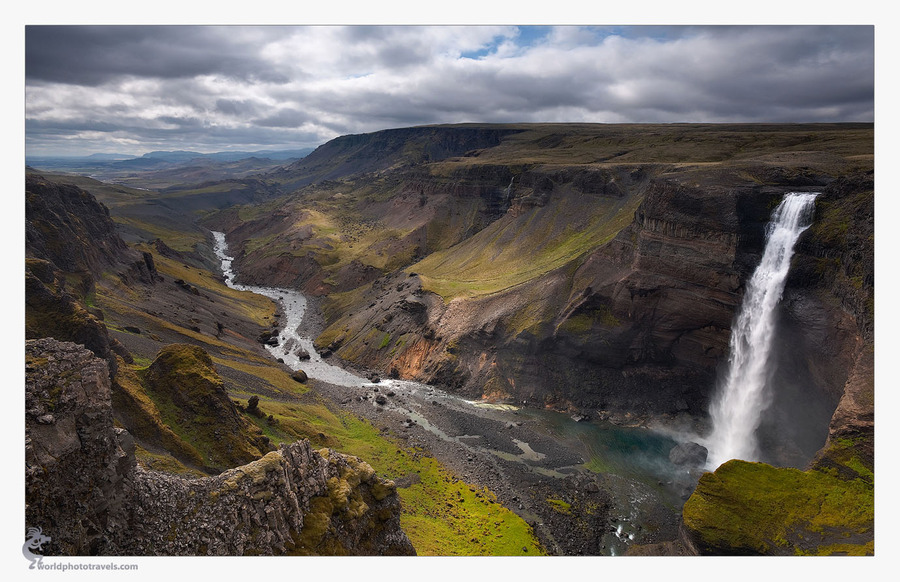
[[211, 231, 694, 555]]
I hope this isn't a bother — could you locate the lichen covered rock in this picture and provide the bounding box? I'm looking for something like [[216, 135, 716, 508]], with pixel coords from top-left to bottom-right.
[[680, 459, 873, 556]]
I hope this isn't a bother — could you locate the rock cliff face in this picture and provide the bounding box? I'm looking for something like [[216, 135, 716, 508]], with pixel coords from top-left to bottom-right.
[[25, 338, 415, 556], [26, 174, 158, 284], [677, 173, 874, 555], [309, 178, 832, 428], [25, 173, 160, 378], [215, 125, 872, 473]]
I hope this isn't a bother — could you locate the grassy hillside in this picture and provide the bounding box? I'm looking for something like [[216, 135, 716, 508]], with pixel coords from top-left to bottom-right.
[[412, 183, 644, 300], [93, 242, 545, 555]]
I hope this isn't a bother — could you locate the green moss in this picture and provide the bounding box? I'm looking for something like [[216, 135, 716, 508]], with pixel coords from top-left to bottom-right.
[[221, 451, 284, 491], [546, 498, 572, 515], [370, 478, 395, 502], [300, 497, 335, 547], [139, 344, 267, 471], [683, 460, 873, 555]]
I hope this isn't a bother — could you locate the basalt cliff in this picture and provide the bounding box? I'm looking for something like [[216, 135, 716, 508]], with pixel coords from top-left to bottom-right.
[[207, 123, 873, 555]]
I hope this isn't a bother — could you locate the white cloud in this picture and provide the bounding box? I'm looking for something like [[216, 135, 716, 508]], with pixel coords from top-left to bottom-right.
[[25, 25, 874, 156]]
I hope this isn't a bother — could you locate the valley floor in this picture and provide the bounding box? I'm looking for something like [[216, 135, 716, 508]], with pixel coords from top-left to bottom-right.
[[296, 297, 686, 555]]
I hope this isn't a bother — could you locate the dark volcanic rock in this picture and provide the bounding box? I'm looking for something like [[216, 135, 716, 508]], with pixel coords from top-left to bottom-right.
[[26, 174, 159, 284], [25, 338, 415, 556], [25, 259, 124, 377], [669, 442, 708, 467], [26, 338, 134, 556]]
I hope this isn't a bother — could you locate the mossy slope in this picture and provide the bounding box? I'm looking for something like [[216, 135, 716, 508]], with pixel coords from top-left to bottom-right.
[[682, 457, 873, 555], [238, 390, 546, 556], [138, 344, 271, 473]]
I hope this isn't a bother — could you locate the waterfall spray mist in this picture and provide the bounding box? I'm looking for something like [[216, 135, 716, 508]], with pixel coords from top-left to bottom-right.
[[706, 192, 818, 469]]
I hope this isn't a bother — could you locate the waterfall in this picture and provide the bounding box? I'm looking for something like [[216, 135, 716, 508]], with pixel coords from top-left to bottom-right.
[[706, 192, 819, 469]]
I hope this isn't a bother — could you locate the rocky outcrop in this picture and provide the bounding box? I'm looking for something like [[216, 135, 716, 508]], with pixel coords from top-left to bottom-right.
[[26, 258, 130, 377], [26, 173, 159, 285], [679, 458, 873, 555], [25, 338, 415, 556], [138, 344, 271, 473]]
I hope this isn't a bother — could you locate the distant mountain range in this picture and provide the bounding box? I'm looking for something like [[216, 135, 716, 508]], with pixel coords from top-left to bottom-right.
[[26, 147, 315, 169]]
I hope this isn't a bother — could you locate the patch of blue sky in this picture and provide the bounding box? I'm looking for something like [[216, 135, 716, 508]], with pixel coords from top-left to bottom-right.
[[459, 25, 552, 59], [456, 26, 677, 60], [514, 25, 553, 46]]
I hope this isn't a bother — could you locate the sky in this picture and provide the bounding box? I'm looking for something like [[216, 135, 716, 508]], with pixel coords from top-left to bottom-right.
[[23, 23, 875, 157]]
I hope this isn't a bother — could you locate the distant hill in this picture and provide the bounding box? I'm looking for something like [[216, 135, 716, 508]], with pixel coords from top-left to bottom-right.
[[25, 147, 317, 189], [25, 147, 315, 173]]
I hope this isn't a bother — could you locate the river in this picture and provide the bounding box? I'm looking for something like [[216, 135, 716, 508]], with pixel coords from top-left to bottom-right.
[[211, 230, 693, 555]]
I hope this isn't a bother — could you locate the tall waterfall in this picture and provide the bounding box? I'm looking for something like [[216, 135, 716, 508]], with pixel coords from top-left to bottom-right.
[[706, 192, 819, 469]]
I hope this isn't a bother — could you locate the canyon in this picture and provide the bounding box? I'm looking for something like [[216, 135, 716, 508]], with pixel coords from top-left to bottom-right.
[[25, 123, 874, 556]]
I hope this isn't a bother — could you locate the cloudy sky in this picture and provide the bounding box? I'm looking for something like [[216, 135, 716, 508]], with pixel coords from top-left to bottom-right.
[[24, 24, 874, 157]]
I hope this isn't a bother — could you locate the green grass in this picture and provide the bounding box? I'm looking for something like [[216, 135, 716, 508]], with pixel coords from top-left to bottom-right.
[[241, 391, 544, 556], [413, 190, 644, 300], [546, 498, 572, 515], [212, 356, 310, 396]]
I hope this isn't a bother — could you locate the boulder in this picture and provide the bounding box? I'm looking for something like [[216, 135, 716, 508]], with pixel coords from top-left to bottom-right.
[[669, 442, 709, 467], [291, 369, 308, 383]]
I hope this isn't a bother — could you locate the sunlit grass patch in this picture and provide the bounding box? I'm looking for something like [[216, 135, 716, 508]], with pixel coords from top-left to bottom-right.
[[239, 390, 545, 556], [413, 192, 644, 301]]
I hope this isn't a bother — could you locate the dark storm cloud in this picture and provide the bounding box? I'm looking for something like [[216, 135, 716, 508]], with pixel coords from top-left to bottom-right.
[[25, 25, 294, 85], [24, 25, 874, 156], [254, 108, 312, 128], [215, 99, 259, 117]]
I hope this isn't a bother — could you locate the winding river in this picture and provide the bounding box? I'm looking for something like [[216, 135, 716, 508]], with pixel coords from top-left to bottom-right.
[[211, 231, 691, 555]]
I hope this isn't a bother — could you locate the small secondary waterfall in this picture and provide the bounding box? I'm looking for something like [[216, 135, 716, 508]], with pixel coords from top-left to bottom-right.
[[706, 192, 819, 469]]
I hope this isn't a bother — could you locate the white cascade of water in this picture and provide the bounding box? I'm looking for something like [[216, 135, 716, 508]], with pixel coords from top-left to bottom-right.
[[706, 192, 819, 469]]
